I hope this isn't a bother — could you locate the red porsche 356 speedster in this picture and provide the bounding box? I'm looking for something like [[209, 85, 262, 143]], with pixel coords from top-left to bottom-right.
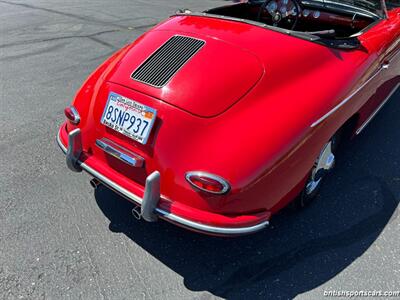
[[57, 0, 400, 236]]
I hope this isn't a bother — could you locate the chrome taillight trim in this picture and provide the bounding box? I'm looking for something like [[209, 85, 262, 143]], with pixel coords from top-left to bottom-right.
[[185, 171, 231, 195], [66, 106, 80, 124]]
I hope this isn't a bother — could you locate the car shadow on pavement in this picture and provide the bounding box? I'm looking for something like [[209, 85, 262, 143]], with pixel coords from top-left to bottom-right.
[[94, 89, 399, 299]]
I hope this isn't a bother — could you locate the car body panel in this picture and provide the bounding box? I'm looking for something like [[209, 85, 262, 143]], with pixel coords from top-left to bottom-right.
[[58, 5, 400, 235], [355, 10, 400, 128], [106, 31, 264, 117]]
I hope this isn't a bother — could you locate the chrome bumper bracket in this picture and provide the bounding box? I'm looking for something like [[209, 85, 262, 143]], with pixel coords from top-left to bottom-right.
[[141, 171, 161, 222], [66, 128, 83, 172]]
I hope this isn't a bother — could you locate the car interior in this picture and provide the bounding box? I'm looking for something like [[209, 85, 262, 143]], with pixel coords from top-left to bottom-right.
[[205, 0, 400, 39]]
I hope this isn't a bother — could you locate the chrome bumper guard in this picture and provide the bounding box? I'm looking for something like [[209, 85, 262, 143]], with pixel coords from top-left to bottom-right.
[[66, 129, 83, 172], [141, 171, 160, 222], [57, 128, 269, 235]]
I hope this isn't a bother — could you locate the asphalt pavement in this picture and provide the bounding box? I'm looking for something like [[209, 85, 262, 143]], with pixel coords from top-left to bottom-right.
[[0, 0, 399, 299]]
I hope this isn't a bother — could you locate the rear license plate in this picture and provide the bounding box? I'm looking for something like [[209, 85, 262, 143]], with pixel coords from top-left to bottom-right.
[[101, 92, 157, 144]]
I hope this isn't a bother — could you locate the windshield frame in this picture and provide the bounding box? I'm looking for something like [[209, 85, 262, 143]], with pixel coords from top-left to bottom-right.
[[304, 0, 388, 18], [250, 0, 388, 19]]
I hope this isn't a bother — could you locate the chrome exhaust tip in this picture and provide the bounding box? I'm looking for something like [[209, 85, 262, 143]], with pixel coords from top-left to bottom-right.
[[90, 178, 101, 189], [132, 206, 142, 220]]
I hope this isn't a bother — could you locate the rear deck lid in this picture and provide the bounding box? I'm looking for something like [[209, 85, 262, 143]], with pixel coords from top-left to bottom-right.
[[106, 31, 264, 117]]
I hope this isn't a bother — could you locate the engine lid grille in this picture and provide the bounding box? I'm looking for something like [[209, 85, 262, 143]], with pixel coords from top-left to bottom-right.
[[131, 35, 205, 88]]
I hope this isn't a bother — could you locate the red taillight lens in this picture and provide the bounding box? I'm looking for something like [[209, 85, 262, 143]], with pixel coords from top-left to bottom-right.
[[64, 106, 80, 124], [185, 172, 230, 195]]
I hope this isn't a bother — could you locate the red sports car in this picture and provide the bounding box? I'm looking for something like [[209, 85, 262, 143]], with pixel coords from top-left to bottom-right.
[[57, 0, 400, 236]]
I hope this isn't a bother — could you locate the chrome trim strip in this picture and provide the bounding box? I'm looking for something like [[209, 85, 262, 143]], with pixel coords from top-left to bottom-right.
[[381, 0, 388, 19], [56, 129, 269, 235], [388, 48, 400, 63], [96, 138, 144, 167], [311, 67, 383, 128], [356, 82, 400, 135]]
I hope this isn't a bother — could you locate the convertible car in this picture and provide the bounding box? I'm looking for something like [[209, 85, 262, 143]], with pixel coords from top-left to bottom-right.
[[57, 0, 400, 236]]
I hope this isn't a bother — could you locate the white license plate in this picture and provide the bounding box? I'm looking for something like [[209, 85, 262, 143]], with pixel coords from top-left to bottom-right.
[[101, 92, 157, 144]]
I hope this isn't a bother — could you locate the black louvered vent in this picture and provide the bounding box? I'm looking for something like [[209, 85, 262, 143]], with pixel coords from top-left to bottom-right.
[[131, 35, 205, 88]]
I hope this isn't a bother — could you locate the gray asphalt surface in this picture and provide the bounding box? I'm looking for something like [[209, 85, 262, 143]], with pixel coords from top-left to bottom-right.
[[1, 0, 399, 299]]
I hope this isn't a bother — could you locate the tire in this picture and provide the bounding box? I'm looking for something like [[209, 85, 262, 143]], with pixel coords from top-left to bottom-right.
[[295, 133, 340, 209]]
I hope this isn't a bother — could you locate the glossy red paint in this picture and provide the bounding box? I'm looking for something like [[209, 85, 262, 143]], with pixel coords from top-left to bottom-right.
[[57, 4, 400, 235]]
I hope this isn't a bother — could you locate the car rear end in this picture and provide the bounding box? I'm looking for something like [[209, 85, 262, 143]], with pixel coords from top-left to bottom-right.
[[56, 21, 273, 235], [57, 81, 271, 235]]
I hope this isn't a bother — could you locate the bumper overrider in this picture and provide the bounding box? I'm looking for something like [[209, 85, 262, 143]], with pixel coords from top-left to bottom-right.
[[56, 126, 269, 236]]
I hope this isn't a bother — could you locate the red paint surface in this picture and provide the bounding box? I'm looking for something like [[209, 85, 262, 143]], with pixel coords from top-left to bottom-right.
[[59, 8, 400, 234]]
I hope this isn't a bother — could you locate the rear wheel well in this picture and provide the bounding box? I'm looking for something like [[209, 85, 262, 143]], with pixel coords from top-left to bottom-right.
[[292, 113, 360, 209]]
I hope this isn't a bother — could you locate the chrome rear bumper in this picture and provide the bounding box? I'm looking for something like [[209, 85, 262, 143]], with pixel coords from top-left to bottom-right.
[[56, 128, 269, 235]]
